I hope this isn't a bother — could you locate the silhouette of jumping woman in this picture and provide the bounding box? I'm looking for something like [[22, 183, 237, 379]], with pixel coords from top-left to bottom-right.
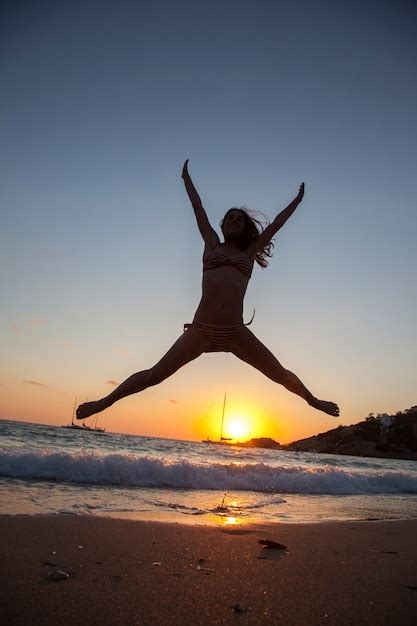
[[76, 161, 339, 421]]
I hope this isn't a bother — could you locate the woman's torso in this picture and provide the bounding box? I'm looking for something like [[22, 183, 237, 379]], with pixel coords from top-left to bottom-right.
[[193, 243, 255, 325]]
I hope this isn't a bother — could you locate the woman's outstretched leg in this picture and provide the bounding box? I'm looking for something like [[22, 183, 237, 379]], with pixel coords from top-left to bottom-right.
[[230, 328, 339, 417], [76, 326, 209, 420]]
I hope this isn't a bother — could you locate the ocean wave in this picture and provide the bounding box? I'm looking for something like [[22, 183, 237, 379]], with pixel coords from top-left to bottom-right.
[[1, 450, 416, 495]]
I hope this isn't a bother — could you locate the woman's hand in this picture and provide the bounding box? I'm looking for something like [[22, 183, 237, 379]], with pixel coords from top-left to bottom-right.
[[296, 182, 305, 203], [181, 159, 189, 179]]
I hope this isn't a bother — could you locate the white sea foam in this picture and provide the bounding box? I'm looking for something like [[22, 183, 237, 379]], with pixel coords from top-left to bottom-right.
[[1, 450, 416, 495]]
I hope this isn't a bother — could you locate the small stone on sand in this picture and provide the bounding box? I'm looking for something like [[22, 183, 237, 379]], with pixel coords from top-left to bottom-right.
[[258, 539, 288, 550]]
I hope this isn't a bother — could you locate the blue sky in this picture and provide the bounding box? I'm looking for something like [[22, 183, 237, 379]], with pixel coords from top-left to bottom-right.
[[1, 0, 416, 441]]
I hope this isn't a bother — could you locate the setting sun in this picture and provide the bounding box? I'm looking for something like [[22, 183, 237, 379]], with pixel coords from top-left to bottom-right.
[[196, 395, 288, 443], [225, 416, 250, 440]]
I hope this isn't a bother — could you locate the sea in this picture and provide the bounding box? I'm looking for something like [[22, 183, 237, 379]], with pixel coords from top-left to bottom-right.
[[1, 419, 417, 526]]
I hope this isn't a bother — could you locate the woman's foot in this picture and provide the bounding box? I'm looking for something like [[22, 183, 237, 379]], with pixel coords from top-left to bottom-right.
[[309, 398, 340, 417], [76, 398, 108, 421]]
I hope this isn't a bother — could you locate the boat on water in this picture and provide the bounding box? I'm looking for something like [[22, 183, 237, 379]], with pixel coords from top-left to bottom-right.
[[86, 414, 106, 433], [202, 392, 232, 445], [62, 398, 106, 433], [62, 423, 85, 430]]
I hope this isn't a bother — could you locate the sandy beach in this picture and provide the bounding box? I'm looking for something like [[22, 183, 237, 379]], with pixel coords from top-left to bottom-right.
[[1, 515, 416, 625]]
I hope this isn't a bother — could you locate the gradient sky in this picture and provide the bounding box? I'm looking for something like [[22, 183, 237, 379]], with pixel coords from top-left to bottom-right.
[[1, 0, 416, 443]]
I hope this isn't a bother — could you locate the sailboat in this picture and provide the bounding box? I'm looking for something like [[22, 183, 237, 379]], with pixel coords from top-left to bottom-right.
[[62, 397, 105, 432], [90, 413, 106, 433], [202, 391, 232, 444], [62, 397, 83, 430]]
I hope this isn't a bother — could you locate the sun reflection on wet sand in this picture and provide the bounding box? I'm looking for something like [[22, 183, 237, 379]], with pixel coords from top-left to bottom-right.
[[221, 515, 238, 525], [207, 513, 254, 526], [209, 494, 256, 526]]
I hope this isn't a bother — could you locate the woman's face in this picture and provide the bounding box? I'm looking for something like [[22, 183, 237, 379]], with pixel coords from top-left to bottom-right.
[[222, 209, 246, 239]]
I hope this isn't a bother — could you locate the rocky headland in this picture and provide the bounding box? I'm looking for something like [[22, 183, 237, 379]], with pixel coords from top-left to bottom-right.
[[233, 406, 417, 460], [283, 406, 417, 460]]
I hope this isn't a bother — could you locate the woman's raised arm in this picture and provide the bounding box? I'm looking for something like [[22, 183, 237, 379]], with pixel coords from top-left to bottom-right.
[[254, 183, 305, 252], [182, 160, 219, 246]]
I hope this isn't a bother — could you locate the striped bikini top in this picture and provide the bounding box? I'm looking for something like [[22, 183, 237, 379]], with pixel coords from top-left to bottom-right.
[[203, 251, 253, 277]]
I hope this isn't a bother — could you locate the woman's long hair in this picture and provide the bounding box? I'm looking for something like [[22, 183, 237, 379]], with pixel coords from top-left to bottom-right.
[[220, 207, 274, 268]]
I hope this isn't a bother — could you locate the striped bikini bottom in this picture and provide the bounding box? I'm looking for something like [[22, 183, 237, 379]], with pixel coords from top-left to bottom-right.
[[183, 312, 255, 352], [183, 322, 246, 351]]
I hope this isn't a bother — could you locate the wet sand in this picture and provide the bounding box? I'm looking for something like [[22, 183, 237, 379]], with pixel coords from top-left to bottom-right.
[[1, 515, 417, 625]]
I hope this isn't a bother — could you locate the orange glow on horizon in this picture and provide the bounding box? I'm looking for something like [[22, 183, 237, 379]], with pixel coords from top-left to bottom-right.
[[195, 397, 284, 443], [0, 380, 335, 444]]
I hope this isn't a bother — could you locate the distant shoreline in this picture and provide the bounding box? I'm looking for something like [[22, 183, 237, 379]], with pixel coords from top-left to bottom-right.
[[2, 415, 417, 461], [227, 409, 417, 461], [226, 437, 417, 461]]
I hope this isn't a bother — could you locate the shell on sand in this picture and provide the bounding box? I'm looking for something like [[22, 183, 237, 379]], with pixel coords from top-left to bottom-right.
[[47, 568, 70, 581]]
